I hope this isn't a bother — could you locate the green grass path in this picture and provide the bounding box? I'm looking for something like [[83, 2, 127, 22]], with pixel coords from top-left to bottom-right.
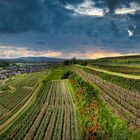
[[85, 66, 140, 80]]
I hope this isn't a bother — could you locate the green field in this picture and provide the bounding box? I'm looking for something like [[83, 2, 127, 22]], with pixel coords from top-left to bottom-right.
[[0, 63, 140, 140], [89, 55, 140, 66]]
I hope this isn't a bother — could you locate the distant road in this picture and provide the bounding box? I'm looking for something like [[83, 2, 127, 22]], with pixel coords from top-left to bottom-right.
[[86, 66, 140, 80]]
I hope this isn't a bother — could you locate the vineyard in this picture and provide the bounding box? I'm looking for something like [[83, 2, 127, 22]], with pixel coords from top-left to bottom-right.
[[79, 65, 140, 92], [0, 65, 140, 139], [73, 66, 140, 128], [90, 64, 140, 75], [0, 71, 48, 125], [68, 72, 136, 139], [0, 67, 79, 140]]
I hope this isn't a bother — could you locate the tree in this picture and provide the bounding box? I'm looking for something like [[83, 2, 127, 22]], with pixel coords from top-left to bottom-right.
[[0, 61, 10, 67]]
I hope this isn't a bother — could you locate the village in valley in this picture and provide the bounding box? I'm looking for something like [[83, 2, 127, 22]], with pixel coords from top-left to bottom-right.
[[0, 61, 60, 80]]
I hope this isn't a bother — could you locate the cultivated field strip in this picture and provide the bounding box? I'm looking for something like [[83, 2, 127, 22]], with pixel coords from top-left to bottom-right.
[[0, 81, 52, 139], [52, 83, 64, 140], [0, 79, 79, 140], [43, 82, 60, 140], [23, 82, 54, 140], [65, 80, 79, 140], [0, 72, 46, 125], [74, 66, 140, 127], [33, 82, 57, 140], [38, 80, 79, 140], [62, 80, 71, 140]]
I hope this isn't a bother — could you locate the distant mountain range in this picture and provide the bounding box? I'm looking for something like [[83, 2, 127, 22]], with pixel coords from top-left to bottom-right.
[[0, 57, 65, 63], [1, 55, 140, 64]]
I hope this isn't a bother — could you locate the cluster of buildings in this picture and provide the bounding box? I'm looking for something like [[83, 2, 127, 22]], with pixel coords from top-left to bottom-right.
[[0, 62, 60, 80]]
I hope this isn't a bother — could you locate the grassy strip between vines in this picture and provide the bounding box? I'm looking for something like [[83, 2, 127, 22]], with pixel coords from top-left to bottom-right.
[[90, 65, 140, 75], [79, 66, 140, 92], [46, 66, 69, 81], [68, 72, 140, 140]]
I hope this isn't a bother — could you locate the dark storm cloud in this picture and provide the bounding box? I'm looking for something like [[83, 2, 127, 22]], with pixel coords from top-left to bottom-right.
[[0, 0, 43, 32], [93, 0, 140, 13], [0, 0, 140, 58], [0, 0, 140, 32], [0, 0, 71, 33], [0, 0, 85, 33]]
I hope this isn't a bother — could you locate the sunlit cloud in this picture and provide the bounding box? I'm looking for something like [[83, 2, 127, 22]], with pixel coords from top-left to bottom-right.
[[0, 45, 139, 59], [65, 0, 105, 17], [65, 0, 140, 16], [68, 50, 140, 59], [0, 46, 62, 58], [115, 2, 140, 15], [68, 50, 122, 59]]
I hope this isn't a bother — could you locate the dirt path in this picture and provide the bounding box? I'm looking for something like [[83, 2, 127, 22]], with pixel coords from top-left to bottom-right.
[[0, 70, 51, 134], [62, 80, 70, 140], [0, 78, 8, 86], [86, 66, 140, 80], [23, 81, 53, 140], [43, 82, 60, 140], [8, 85, 16, 93]]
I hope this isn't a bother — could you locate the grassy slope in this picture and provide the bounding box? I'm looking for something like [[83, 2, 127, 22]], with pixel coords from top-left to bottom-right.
[[89, 65, 140, 75], [68, 72, 140, 140], [86, 66, 140, 80], [78, 65, 140, 92], [46, 66, 68, 81], [91, 55, 140, 66]]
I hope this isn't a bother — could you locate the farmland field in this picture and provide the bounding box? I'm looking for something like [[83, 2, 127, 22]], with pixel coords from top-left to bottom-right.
[[0, 68, 79, 140], [0, 71, 49, 125], [73, 66, 140, 126], [0, 63, 140, 140]]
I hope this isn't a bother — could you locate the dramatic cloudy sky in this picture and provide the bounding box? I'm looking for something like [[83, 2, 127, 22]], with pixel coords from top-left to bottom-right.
[[0, 0, 140, 58]]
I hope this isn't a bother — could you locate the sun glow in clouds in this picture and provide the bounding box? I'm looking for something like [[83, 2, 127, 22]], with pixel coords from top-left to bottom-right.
[[68, 50, 122, 59], [0, 46, 139, 59], [0, 46, 62, 58], [65, 0, 105, 17], [65, 0, 140, 16], [115, 2, 140, 15]]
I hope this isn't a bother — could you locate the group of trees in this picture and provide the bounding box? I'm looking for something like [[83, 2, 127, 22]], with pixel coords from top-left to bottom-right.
[[0, 61, 10, 67], [63, 57, 87, 66]]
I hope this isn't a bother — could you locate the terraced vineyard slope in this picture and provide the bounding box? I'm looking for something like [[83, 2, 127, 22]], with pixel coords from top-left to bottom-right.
[[0, 65, 139, 139], [0, 71, 48, 126], [0, 71, 79, 140], [73, 66, 140, 129], [86, 66, 140, 80]]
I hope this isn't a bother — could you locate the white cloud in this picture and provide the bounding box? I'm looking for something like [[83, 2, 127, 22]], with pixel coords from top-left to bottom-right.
[[65, 0, 140, 16], [65, 0, 105, 17], [115, 2, 140, 15], [0, 45, 139, 59]]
